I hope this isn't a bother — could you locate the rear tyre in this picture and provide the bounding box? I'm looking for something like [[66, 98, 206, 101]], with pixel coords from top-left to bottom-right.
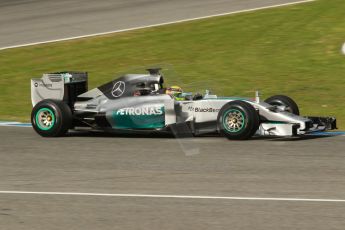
[[218, 100, 260, 140], [264, 95, 299, 115], [31, 99, 72, 137]]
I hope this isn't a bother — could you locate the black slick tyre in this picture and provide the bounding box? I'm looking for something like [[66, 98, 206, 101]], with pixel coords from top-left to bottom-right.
[[31, 99, 72, 137], [218, 100, 260, 140]]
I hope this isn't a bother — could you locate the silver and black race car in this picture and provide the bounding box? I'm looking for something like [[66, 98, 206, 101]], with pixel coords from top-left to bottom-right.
[[30, 69, 336, 139]]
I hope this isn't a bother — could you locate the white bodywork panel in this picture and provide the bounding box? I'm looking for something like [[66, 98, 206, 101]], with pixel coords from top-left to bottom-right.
[[258, 123, 295, 136], [176, 100, 225, 123], [31, 74, 65, 106]]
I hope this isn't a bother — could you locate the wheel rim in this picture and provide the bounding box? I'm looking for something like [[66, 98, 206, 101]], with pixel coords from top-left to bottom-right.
[[223, 109, 246, 133], [35, 108, 55, 130]]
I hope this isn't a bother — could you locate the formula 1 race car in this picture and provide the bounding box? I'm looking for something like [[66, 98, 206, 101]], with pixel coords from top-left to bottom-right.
[[30, 69, 337, 139]]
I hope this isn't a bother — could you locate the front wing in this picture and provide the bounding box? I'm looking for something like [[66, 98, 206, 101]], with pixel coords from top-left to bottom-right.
[[257, 116, 337, 136]]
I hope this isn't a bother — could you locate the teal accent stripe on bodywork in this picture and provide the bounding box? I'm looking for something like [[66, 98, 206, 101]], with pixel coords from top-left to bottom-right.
[[112, 107, 165, 129]]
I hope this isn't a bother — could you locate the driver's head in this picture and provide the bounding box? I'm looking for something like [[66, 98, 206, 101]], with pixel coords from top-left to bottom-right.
[[166, 86, 182, 97]]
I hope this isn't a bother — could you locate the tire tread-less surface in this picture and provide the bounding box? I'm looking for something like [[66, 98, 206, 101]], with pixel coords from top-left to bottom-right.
[[31, 99, 72, 137], [218, 100, 260, 140]]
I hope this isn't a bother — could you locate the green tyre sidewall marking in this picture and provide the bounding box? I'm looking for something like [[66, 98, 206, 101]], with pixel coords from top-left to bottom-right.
[[222, 109, 246, 133], [35, 108, 55, 131]]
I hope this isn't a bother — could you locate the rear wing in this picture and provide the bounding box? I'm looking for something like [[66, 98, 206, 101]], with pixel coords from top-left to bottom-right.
[[31, 72, 88, 107]]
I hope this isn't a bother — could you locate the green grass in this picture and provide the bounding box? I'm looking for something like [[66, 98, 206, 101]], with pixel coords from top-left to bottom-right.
[[1, 0, 345, 128]]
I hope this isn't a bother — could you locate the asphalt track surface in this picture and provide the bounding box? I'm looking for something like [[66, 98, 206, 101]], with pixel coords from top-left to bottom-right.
[[0, 0, 308, 49], [1, 126, 345, 229]]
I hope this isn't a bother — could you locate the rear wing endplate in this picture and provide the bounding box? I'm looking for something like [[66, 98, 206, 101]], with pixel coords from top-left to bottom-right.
[[31, 72, 88, 106]]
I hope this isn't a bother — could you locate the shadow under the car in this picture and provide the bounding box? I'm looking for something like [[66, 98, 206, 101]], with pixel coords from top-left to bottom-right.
[[261, 135, 334, 141], [65, 130, 339, 141], [66, 130, 174, 139]]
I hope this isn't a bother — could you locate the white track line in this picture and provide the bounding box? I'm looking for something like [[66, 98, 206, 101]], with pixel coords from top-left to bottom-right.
[[0, 190, 344, 203], [0, 0, 315, 51]]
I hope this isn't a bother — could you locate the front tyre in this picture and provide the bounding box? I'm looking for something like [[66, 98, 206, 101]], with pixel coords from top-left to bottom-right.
[[218, 101, 260, 140], [31, 99, 72, 137]]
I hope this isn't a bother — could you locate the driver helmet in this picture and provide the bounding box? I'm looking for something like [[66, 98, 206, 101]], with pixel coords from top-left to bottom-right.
[[166, 86, 182, 97]]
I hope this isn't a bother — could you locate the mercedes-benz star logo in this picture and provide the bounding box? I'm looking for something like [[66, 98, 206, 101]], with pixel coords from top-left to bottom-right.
[[111, 81, 126, 98]]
